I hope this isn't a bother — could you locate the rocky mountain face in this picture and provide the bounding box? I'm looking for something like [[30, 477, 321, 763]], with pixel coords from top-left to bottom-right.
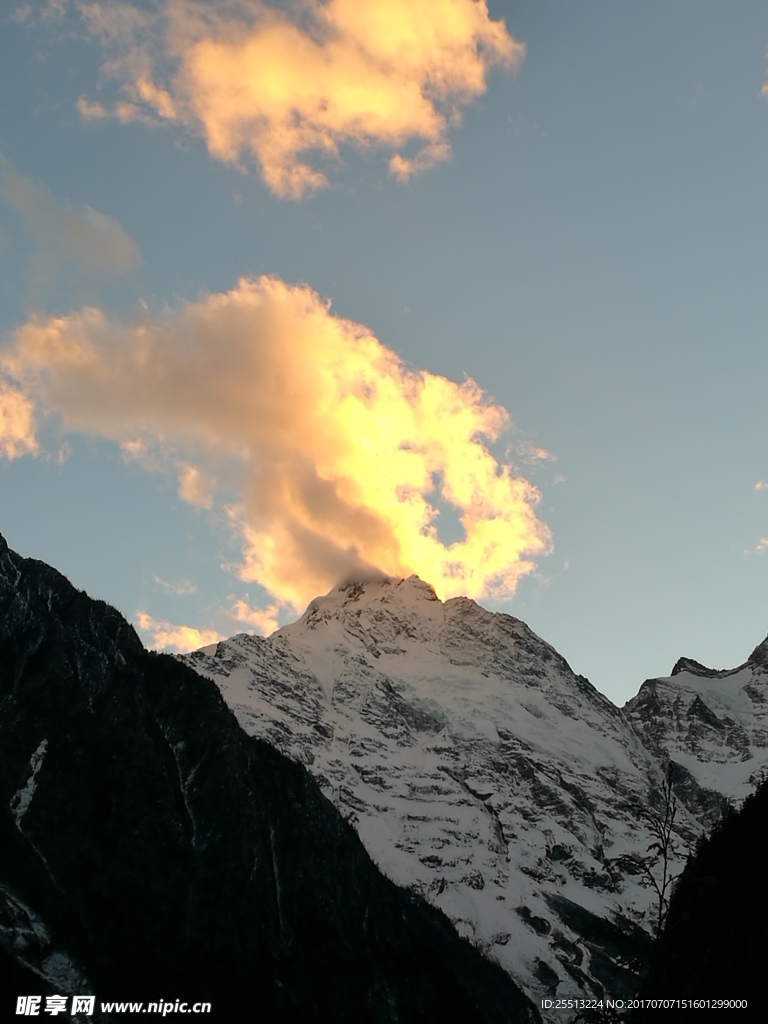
[[184, 576, 768, 1014], [0, 534, 538, 1024]]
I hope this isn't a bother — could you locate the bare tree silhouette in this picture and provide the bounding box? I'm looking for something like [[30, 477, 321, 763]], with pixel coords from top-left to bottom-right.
[[635, 763, 681, 939]]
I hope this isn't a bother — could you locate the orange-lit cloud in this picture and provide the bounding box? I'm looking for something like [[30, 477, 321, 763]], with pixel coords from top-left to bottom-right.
[[229, 595, 281, 636], [77, 0, 523, 198], [1, 275, 552, 613], [0, 377, 38, 460], [135, 610, 223, 652], [177, 463, 213, 508]]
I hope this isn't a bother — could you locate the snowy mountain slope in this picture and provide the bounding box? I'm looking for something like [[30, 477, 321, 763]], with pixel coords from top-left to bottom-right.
[[183, 575, 707, 1006], [624, 636, 768, 827]]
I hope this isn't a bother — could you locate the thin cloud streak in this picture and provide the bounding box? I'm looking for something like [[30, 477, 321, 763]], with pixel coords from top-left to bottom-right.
[[1, 275, 552, 614], [152, 573, 198, 596], [0, 152, 140, 295], [77, 0, 523, 198]]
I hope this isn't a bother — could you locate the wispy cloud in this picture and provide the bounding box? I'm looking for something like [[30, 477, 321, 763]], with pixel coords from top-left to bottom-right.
[[518, 441, 556, 464], [177, 463, 213, 508], [11, 0, 68, 25], [2, 276, 552, 614], [10, 3, 32, 23], [0, 152, 140, 301], [134, 609, 223, 652], [76, 0, 523, 198], [152, 573, 198, 597], [755, 480, 768, 492]]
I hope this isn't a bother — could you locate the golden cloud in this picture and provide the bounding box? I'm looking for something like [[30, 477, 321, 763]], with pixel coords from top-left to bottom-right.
[[78, 0, 524, 197], [135, 610, 223, 652], [229, 595, 282, 636], [2, 276, 552, 613], [0, 377, 38, 460]]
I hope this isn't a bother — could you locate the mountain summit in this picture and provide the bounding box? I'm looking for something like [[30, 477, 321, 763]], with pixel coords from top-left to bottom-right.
[[185, 575, 768, 1011], [183, 578, 677, 1004], [624, 638, 768, 827]]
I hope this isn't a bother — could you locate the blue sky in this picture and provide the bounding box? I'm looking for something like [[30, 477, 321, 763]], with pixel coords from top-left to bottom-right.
[[2, 0, 768, 704]]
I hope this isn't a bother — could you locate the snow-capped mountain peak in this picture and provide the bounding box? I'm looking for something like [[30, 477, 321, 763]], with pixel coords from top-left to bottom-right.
[[283, 573, 444, 645], [181, 575, 768, 1014], [183, 577, 686, 1008]]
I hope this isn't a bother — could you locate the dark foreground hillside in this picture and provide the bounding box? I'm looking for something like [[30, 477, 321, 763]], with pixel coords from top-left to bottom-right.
[[635, 777, 768, 1021], [0, 533, 538, 1024]]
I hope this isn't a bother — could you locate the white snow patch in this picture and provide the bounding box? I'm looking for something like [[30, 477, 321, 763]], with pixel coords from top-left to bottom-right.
[[11, 739, 48, 826]]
